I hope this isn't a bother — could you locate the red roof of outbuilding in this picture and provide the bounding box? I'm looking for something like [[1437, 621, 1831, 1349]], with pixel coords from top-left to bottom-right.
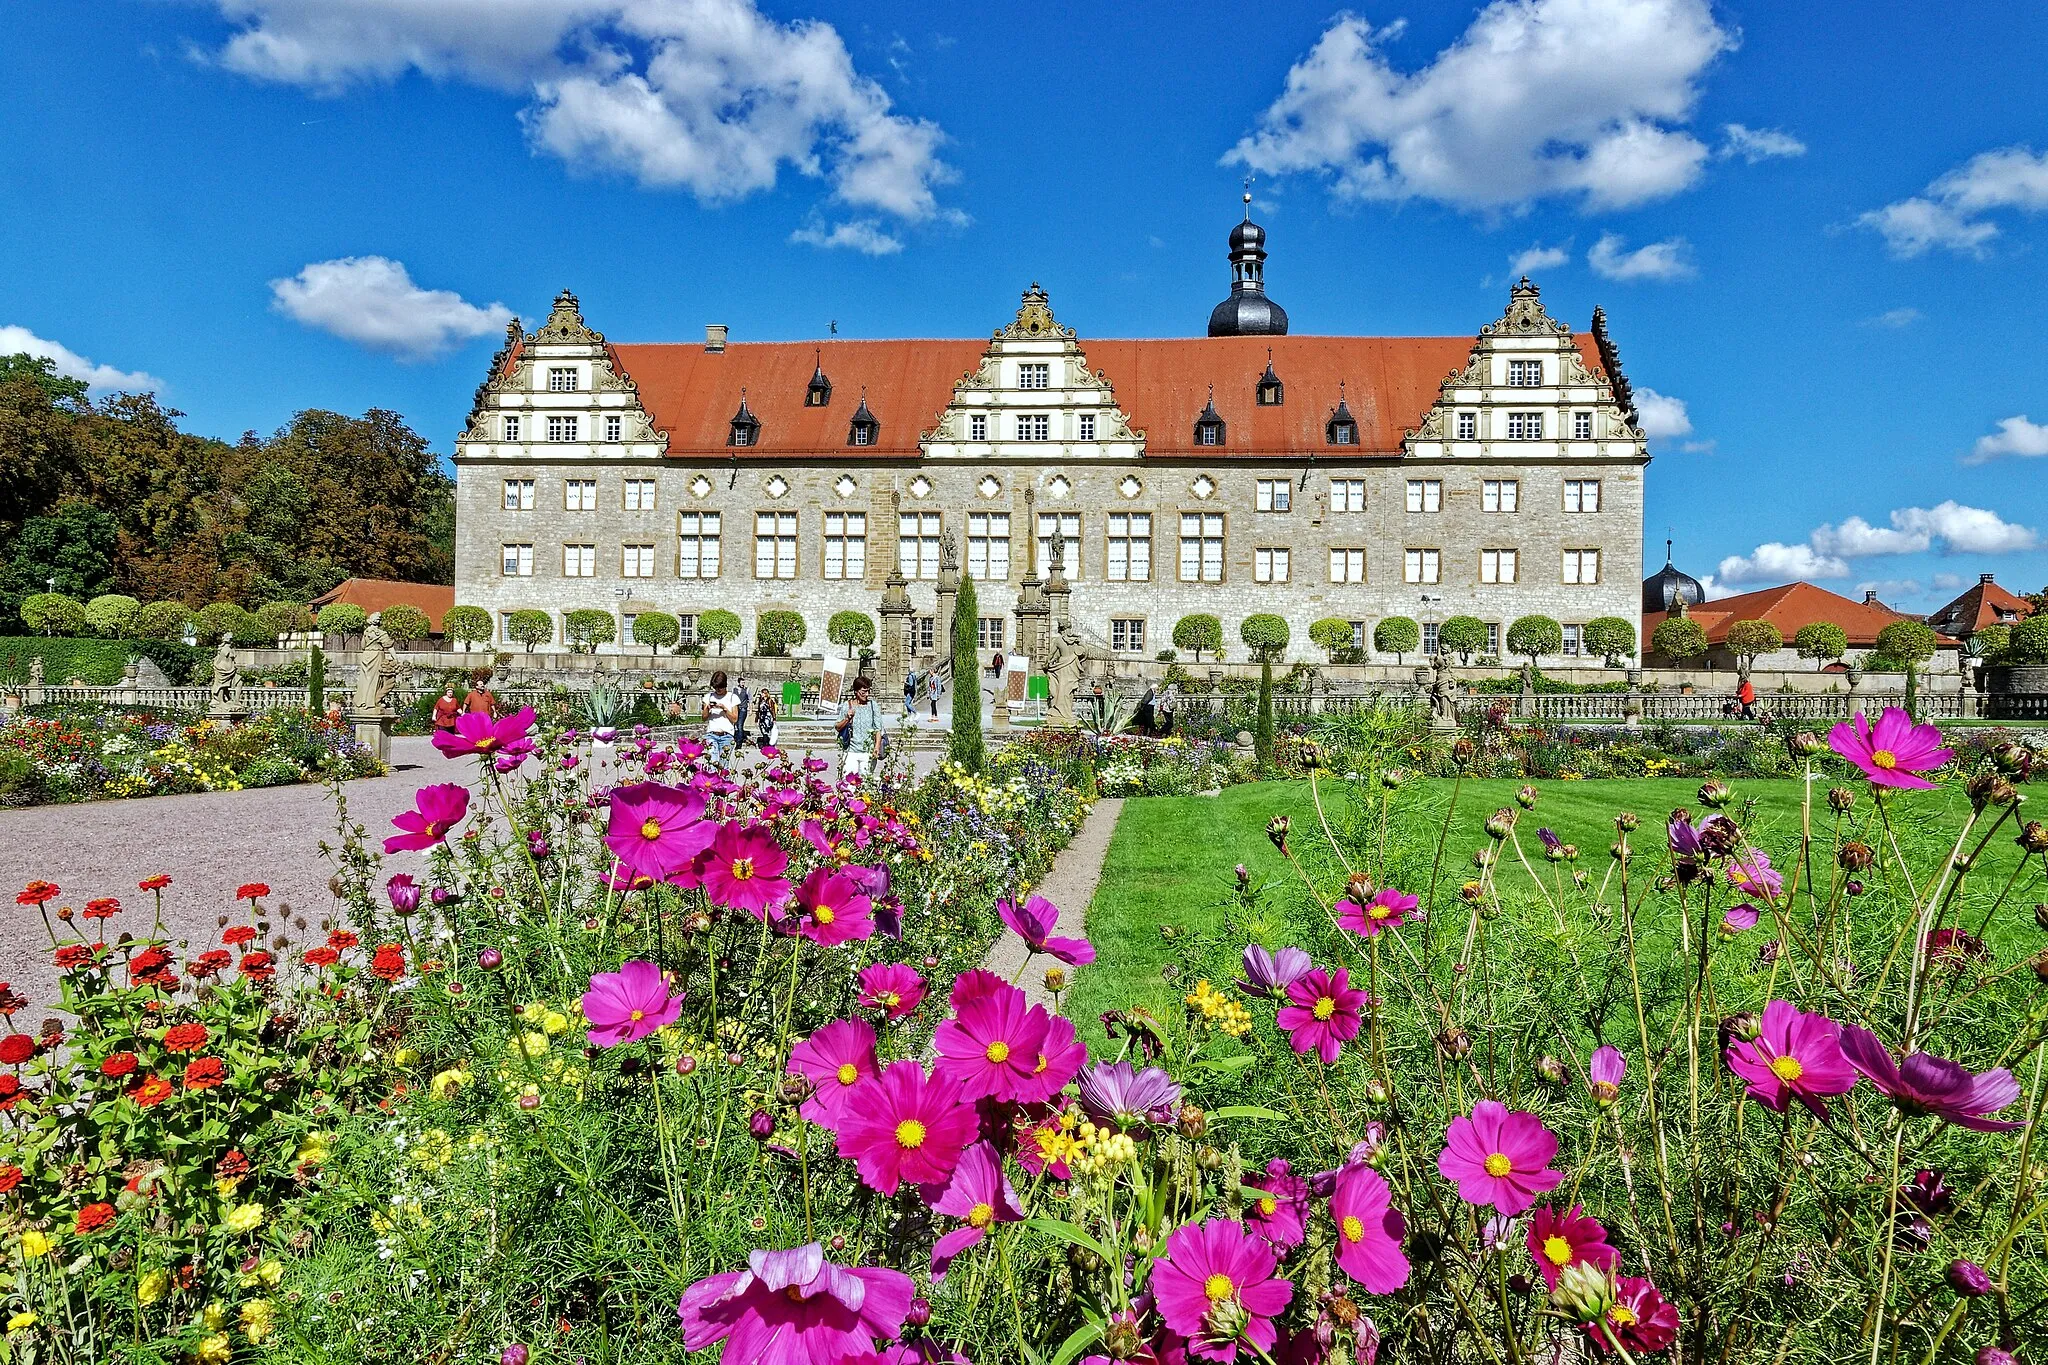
[[310, 578, 456, 632], [1642, 581, 1956, 652], [1926, 575, 2036, 637]]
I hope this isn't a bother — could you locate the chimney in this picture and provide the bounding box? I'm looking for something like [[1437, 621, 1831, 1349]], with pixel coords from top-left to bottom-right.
[[705, 324, 728, 352], [1981, 572, 1996, 584], [1863, 590, 1880, 605]]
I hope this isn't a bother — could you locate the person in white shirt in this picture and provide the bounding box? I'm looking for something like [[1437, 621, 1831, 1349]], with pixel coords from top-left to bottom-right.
[[702, 670, 742, 766], [836, 675, 883, 780]]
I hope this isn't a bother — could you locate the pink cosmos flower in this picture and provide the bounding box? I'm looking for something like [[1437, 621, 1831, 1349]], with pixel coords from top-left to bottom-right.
[[793, 868, 875, 947], [1330, 1163, 1410, 1294], [1839, 1026, 2023, 1131], [1726, 848, 1782, 902], [581, 960, 683, 1047], [1526, 1205, 1617, 1290], [933, 981, 1051, 1102], [605, 782, 717, 882], [384, 783, 471, 852], [1243, 1159, 1308, 1251], [1150, 1219, 1294, 1363], [925, 1141, 1023, 1282], [702, 822, 793, 919], [1721, 903, 1761, 935], [857, 964, 926, 1020], [835, 1060, 976, 1195], [1828, 706, 1953, 790], [1078, 1061, 1183, 1129], [1238, 944, 1312, 998], [1587, 1046, 1625, 1107], [1017, 1010, 1087, 1105], [433, 706, 536, 761], [1437, 1100, 1563, 1215], [949, 969, 1011, 1012], [1725, 999, 1855, 1117], [997, 895, 1095, 966], [1276, 967, 1366, 1065], [787, 1019, 878, 1129], [1584, 1276, 1680, 1356], [1337, 888, 1417, 939], [678, 1242, 915, 1365]]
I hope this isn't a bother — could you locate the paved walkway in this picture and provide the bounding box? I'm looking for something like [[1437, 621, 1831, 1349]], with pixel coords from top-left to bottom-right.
[[980, 798, 1125, 1009]]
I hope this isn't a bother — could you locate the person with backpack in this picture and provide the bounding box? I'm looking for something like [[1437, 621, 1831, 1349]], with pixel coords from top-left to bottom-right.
[[753, 688, 779, 749], [836, 675, 883, 780]]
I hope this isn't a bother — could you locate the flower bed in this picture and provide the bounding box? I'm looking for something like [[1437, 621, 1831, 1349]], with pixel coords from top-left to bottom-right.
[[0, 705, 379, 804]]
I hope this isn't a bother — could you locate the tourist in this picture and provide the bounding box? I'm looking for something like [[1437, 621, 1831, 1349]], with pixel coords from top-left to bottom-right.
[[903, 668, 920, 721], [1737, 676, 1757, 720], [431, 686, 461, 734], [1132, 683, 1157, 734], [837, 674, 883, 779], [926, 667, 943, 720], [1157, 682, 1180, 737], [702, 670, 742, 766], [463, 668, 498, 718], [733, 674, 752, 754], [753, 688, 779, 749], [989, 650, 1005, 680]]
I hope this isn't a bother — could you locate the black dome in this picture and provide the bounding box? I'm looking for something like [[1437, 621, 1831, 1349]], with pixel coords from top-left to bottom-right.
[[1208, 293, 1289, 337], [1228, 218, 1266, 251], [1643, 558, 1705, 614]]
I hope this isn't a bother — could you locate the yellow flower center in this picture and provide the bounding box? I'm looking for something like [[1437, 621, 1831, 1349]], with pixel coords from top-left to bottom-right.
[[1313, 997, 1337, 1021], [1369, 903, 1390, 920], [731, 858, 755, 881], [629, 1009, 644, 1022], [1543, 1235, 1574, 1266], [895, 1120, 926, 1149], [640, 818, 662, 840], [784, 1285, 808, 1303], [836, 1063, 859, 1085], [1034, 1053, 1050, 1074], [1203, 1273, 1236, 1303], [968, 1203, 995, 1229], [1770, 1055, 1804, 1082], [1258, 1196, 1277, 1216], [1871, 750, 1897, 770], [813, 906, 835, 926], [425, 821, 444, 837], [1484, 1153, 1513, 1178], [985, 1041, 1011, 1064], [476, 737, 498, 751], [1341, 1215, 1366, 1243], [1609, 1305, 1637, 1327], [880, 992, 900, 1008]]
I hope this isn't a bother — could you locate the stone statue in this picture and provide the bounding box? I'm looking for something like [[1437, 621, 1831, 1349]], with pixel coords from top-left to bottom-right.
[[209, 634, 238, 711], [27, 656, 44, 687], [1042, 620, 1106, 727], [1427, 650, 1460, 731], [352, 612, 401, 714], [1517, 660, 1538, 716], [1048, 526, 1068, 579]]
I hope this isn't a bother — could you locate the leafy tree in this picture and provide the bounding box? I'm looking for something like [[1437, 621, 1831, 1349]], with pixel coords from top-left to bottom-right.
[[564, 609, 615, 653], [1997, 614, 2048, 664], [193, 601, 249, 643], [84, 594, 140, 638], [1239, 613, 1290, 661], [1374, 616, 1420, 664], [1583, 617, 1637, 667], [315, 603, 368, 638], [256, 601, 312, 643], [1173, 613, 1224, 663], [950, 570, 984, 771], [756, 610, 807, 657], [1969, 624, 2011, 661], [2, 502, 118, 627], [443, 605, 494, 652], [1651, 616, 1708, 662], [504, 609, 552, 652], [0, 357, 88, 542], [632, 611, 681, 653], [1439, 616, 1489, 664], [697, 610, 742, 653], [308, 646, 326, 713], [1505, 615, 1563, 665], [1873, 620, 1937, 666], [1254, 655, 1276, 772], [1307, 617, 1354, 662], [0, 353, 89, 405], [20, 592, 85, 636], [132, 600, 192, 640], [828, 610, 876, 654], [1792, 622, 1848, 671], [1725, 620, 1783, 677], [379, 604, 433, 644]]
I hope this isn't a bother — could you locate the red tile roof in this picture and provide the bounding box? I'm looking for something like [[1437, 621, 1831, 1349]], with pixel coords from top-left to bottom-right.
[[1642, 581, 1957, 652], [606, 333, 1608, 459], [1926, 575, 2035, 637], [311, 578, 456, 632]]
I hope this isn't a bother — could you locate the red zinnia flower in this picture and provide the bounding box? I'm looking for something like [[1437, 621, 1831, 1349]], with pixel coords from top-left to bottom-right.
[[302, 947, 340, 968], [370, 944, 406, 983], [222, 925, 258, 947], [236, 883, 270, 901], [129, 1074, 173, 1107], [162, 1023, 209, 1053], [0, 1034, 35, 1065], [182, 1057, 226, 1090], [186, 950, 232, 979], [0, 1165, 22, 1193], [75, 1202, 117, 1234], [327, 930, 360, 951], [15, 881, 59, 907], [138, 874, 172, 892], [100, 1052, 139, 1077], [53, 943, 101, 971], [127, 946, 176, 988], [82, 897, 122, 921], [0, 1075, 20, 1109], [238, 952, 276, 982], [216, 1150, 251, 1179]]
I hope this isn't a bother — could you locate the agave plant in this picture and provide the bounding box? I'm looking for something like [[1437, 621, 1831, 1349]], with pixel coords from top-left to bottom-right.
[[583, 682, 620, 728]]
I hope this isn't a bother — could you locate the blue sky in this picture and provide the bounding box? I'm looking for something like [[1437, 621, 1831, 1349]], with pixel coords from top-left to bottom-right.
[[4, 0, 2046, 612]]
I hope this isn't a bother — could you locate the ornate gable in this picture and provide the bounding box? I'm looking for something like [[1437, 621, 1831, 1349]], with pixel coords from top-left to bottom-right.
[[455, 290, 667, 457]]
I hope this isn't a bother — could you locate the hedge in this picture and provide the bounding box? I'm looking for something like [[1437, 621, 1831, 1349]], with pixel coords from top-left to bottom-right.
[[0, 637, 202, 687]]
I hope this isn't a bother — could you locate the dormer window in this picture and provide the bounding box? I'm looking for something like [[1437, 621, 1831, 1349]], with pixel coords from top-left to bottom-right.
[[806, 353, 831, 407], [1256, 354, 1283, 406], [847, 390, 879, 447], [727, 391, 761, 448], [1194, 388, 1226, 447], [1325, 387, 1358, 446]]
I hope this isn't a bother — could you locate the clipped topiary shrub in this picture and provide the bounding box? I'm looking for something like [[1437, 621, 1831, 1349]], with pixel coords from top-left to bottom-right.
[[756, 609, 807, 657], [1374, 615, 1420, 663]]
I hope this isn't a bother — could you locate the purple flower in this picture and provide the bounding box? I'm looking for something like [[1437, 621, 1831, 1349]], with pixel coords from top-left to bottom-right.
[[1238, 944, 1312, 998], [1947, 1259, 1995, 1297], [998, 894, 1094, 966], [384, 783, 471, 852], [678, 1244, 915, 1364], [1721, 903, 1760, 935], [1077, 1060, 1182, 1129], [1829, 707, 1953, 790], [385, 874, 421, 914], [1588, 1046, 1625, 1107], [1537, 828, 1562, 855], [1839, 1027, 2023, 1131]]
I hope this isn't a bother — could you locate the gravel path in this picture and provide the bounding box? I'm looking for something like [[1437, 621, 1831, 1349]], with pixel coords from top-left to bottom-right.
[[980, 797, 1125, 1009]]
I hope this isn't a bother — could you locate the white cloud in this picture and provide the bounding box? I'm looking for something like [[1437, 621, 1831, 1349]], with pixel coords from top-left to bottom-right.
[[1856, 578, 1924, 603], [1718, 123, 1805, 162], [0, 324, 162, 392], [1720, 500, 2039, 586], [788, 217, 902, 255], [1695, 572, 1725, 600], [1931, 572, 1967, 593], [1225, 0, 1734, 213], [1587, 232, 1695, 281], [1717, 542, 1850, 585], [1864, 307, 1921, 328], [1633, 386, 1692, 439], [198, 0, 954, 232], [269, 256, 513, 359], [1894, 501, 2037, 554], [1508, 242, 1570, 276], [1812, 515, 1927, 558], [1857, 144, 2048, 257], [1968, 414, 2048, 464]]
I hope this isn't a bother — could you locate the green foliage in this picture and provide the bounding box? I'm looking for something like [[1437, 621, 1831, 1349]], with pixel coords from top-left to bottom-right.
[[697, 608, 742, 651], [379, 604, 433, 644], [1373, 615, 1420, 662], [1238, 613, 1290, 661], [84, 593, 140, 638], [193, 601, 250, 643], [309, 645, 327, 713], [1438, 614, 1488, 663], [1724, 618, 1784, 668], [1172, 613, 1223, 662], [1650, 615, 1708, 661], [563, 609, 617, 653], [950, 571, 985, 771], [1995, 613, 2048, 664], [1582, 616, 1637, 666], [1307, 617, 1354, 661], [1875, 618, 1938, 665], [256, 600, 313, 642], [1504, 614, 1562, 662], [2, 501, 119, 627], [20, 591, 86, 636], [503, 609, 552, 652], [1792, 621, 1848, 669], [442, 604, 494, 649], [827, 609, 876, 652], [631, 611, 681, 652], [1969, 623, 2011, 660], [756, 609, 807, 657], [315, 602, 369, 637], [131, 600, 192, 641], [1254, 656, 1275, 771], [0, 636, 130, 684], [129, 638, 207, 684], [0, 352, 90, 404]]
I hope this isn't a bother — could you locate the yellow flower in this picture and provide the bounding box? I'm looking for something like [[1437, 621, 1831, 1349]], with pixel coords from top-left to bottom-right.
[[541, 1010, 569, 1036], [203, 1301, 228, 1330], [295, 1132, 333, 1166], [393, 1047, 420, 1067], [519, 1002, 546, 1025], [6, 1312, 36, 1332], [222, 1202, 265, 1234], [138, 1268, 169, 1304], [511, 1032, 549, 1058], [215, 1176, 242, 1197], [241, 1299, 275, 1343], [19, 1230, 52, 1259], [411, 1129, 455, 1172], [430, 1067, 472, 1100], [194, 1331, 234, 1364]]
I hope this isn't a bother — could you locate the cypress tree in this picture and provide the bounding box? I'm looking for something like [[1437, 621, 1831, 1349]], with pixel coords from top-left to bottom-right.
[[1255, 654, 1275, 773], [308, 646, 326, 714], [950, 572, 985, 771]]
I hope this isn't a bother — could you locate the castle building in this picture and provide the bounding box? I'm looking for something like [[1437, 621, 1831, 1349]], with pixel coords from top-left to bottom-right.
[[452, 210, 1651, 669]]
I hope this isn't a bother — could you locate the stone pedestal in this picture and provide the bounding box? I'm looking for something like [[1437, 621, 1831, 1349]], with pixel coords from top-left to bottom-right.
[[350, 710, 395, 766], [877, 568, 914, 713]]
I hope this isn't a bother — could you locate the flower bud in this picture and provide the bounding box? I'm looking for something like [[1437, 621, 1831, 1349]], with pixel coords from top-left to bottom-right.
[[1615, 811, 1640, 833], [828, 1233, 848, 1252], [1846, 879, 1866, 897], [1345, 871, 1375, 902], [517, 1092, 540, 1111], [1234, 864, 1251, 889], [1947, 1259, 1995, 1297], [748, 1110, 775, 1140], [1451, 737, 1476, 765], [2030, 949, 2048, 985], [1515, 784, 1539, 810], [1976, 1348, 2018, 1365], [1473, 847, 1496, 869], [2034, 902, 2048, 932], [1202, 1299, 1250, 1345], [1508, 1273, 1534, 1296], [1485, 808, 1517, 839], [1827, 786, 1856, 813], [1438, 1027, 1472, 1059], [2017, 822, 2048, 856], [1266, 815, 1291, 853], [1698, 779, 1732, 808], [1549, 1262, 1616, 1324], [1790, 731, 1825, 757], [675, 1055, 697, 1076], [906, 1297, 932, 1328], [1725, 1011, 1763, 1043], [1177, 1104, 1207, 1139], [1381, 768, 1407, 790], [1196, 1145, 1225, 1170], [1297, 740, 1326, 771], [1536, 1055, 1567, 1085], [1458, 880, 1484, 903], [1043, 967, 1067, 993], [1838, 841, 1875, 871], [779, 1075, 812, 1104], [477, 949, 503, 972], [1363, 1078, 1390, 1106], [1967, 773, 2019, 812]]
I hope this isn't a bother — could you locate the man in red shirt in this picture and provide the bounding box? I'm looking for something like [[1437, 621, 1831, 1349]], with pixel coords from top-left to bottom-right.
[[463, 668, 498, 718]]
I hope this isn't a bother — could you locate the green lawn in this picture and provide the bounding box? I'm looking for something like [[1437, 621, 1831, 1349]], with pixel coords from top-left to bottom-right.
[[1069, 776, 2043, 1032]]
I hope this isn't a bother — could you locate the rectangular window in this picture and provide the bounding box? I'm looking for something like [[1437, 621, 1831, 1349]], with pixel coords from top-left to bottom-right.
[[501, 543, 533, 577], [899, 512, 942, 580], [1564, 479, 1602, 513], [606, 414, 623, 443], [502, 478, 534, 511], [1017, 414, 1050, 441], [623, 478, 656, 511], [1562, 623, 1582, 657], [1563, 549, 1602, 584], [754, 512, 798, 579], [562, 544, 596, 577], [1037, 512, 1081, 579], [1507, 411, 1544, 440], [1482, 479, 1520, 513], [1329, 478, 1366, 513], [1486, 622, 1501, 655], [498, 610, 518, 644], [1196, 424, 1219, 446], [1404, 548, 1441, 584], [823, 512, 867, 580], [502, 414, 521, 442], [1253, 547, 1290, 583], [1178, 513, 1225, 583], [621, 544, 656, 578], [1480, 548, 1519, 584], [1255, 479, 1292, 512], [564, 478, 597, 511], [1349, 620, 1367, 650], [547, 367, 578, 392], [966, 512, 1011, 581], [1422, 622, 1440, 655], [1507, 359, 1542, 387], [1456, 410, 1477, 440], [851, 425, 872, 446], [1018, 362, 1049, 390], [913, 617, 936, 653], [1329, 548, 1366, 584], [676, 614, 697, 646], [1573, 410, 1593, 440], [620, 611, 637, 645], [546, 415, 578, 443], [1405, 479, 1442, 513], [969, 413, 987, 441], [677, 512, 721, 579], [1111, 618, 1146, 653], [1106, 512, 1151, 582], [1078, 412, 1096, 440], [977, 617, 1006, 650]]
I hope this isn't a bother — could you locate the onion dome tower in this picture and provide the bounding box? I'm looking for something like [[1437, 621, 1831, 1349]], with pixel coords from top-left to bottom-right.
[[1207, 191, 1289, 337], [1642, 540, 1706, 614]]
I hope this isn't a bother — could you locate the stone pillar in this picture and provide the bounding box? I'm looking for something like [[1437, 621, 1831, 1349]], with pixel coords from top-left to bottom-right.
[[877, 567, 913, 711], [350, 711, 394, 766], [118, 661, 140, 706], [1044, 533, 1072, 631]]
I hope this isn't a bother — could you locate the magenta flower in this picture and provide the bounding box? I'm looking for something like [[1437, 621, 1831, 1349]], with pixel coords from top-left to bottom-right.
[[835, 1060, 976, 1195], [1276, 967, 1366, 1065], [1437, 1101, 1563, 1215], [1587, 1046, 1625, 1107], [1726, 848, 1782, 902], [605, 782, 717, 882], [678, 1243, 915, 1365], [581, 960, 683, 1047], [1337, 888, 1416, 939], [857, 964, 926, 1020], [948, 968, 1011, 1012], [1721, 903, 1760, 935], [1330, 1163, 1410, 1294], [787, 1019, 878, 1129], [933, 981, 1051, 1102], [1150, 1219, 1294, 1363], [1829, 706, 1953, 790], [1585, 1275, 1680, 1356], [385, 873, 421, 914], [1839, 1026, 2023, 1131], [702, 822, 793, 919], [1237, 944, 1312, 998], [925, 1141, 1023, 1282], [1526, 1204, 1617, 1290], [1017, 1010, 1087, 1105], [998, 895, 1095, 966], [1726, 1000, 1855, 1117], [793, 868, 875, 947], [1244, 1159, 1308, 1251], [433, 706, 536, 761], [383, 783, 471, 853]]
